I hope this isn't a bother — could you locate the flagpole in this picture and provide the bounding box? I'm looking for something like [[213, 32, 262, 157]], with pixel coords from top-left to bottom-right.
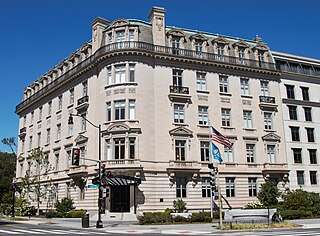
[[208, 120, 214, 219]]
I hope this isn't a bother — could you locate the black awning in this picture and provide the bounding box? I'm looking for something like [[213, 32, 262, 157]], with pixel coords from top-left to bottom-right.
[[101, 175, 141, 186]]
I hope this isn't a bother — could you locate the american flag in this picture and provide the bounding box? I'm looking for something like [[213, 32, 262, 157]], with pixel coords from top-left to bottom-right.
[[211, 127, 232, 149]]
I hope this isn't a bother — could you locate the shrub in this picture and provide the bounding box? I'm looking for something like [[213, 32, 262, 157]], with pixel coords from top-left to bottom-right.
[[172, 215, 189, 223], [191, 212, 211, 222], [279, 209, 312, 220], [244, 201, 264, 209], [55, 197, 74, 215], [65, 209, 87, 218], [138, 212, 172, 225], [15, 197, 36, 216], [173, 199, 187, 213], [45, 211, 64, 218]]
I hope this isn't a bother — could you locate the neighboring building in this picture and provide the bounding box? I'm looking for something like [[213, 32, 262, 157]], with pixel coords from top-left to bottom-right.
[[15, 7, 318, 219], [273, 52, 320, 192]]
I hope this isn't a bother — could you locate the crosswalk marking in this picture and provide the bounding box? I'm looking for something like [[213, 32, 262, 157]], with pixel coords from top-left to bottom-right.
[[0, 229, 22, 234], [10, 229, 43, 234]]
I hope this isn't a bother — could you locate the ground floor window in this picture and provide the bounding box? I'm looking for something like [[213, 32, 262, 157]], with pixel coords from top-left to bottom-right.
[[176, 177, 187, 198]]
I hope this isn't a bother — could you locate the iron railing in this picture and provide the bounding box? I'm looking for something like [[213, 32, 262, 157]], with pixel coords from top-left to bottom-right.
[[259, 95, 276, 104], [169, 85, 189, 94], [77, 95, 89, 106], [16, 41, 276, 113]]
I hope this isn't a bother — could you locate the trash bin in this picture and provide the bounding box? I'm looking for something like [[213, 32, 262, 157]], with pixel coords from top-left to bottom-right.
[[82, 213, 89, 228]]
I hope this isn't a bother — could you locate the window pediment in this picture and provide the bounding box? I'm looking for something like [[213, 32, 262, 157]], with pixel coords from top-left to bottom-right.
[[110, 18, 130, 28], [80, 43, 91, 52], [107, 123, 130, 133], [262, 133, 281, 142], [233, 40, 250, 48], [212, 36, 229, 45], [166, 29, 186, 38], [68, 53, 80, 61], [252, 43, 269, 51], [169, 126, 193, 137], [74, 134, 88, 144], [190, 33, 208, 42]]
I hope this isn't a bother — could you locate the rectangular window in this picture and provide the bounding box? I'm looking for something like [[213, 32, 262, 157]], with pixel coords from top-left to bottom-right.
[[23, 116, 26, 127], [21, 139, 25, 152], [114, 100, 125, 120], [37, 132, 41, 147], [82, 81, 88, 97], [54, 153, 59, 171], [175, 140, 186, 161], [116, 30, 125, 48], [217, 44, 224, 60], [240, 78, 250, 95], [81, 113, 87, 131], [301, 87, 309, 101], [224, 145, 234, 162], [176, 177, 187, 198], [129, 100, 136, 120], [114, 138, 125, 159], [46, 128, 51, 144], [246, 144, 255, 163], [293, 148, 302, 164], [58, 95, 62, 110], [68, 123, 73, 137], [290, 126, 300, 141], [226, 177, 235, 197], [221, 108, 231, 127], [56, 124, 61, 141], [288, 105, 297, 120], [172, 36, 180, 55], [115, 65, 126, 83], [297, 170, 304, 185], [248, 178, 257, 197], [129, 137, 135, 159], [238, 48, 245, 62], [306, 128, 315, 142], [309, 149, 317, 164], [260, 81, 269, 96], [129, 30, 134, 47], [267, 145, 276, 163], [31, 111, 34, 124], [107, 66, 112, 85], [304, 107, 312, 121], [201, 178, 211, 198], [198, 106, 208, 125], [69, 88, 74, 105], [172, 69, 183, 87], [174, 104, 185, 123], [39, 107, 42, 120], [264, 112, 273, 130], [108, 33, 113, 45], [200, 141, 210, 162], [48, 101, 52, 116], [66, 150, 71, 169], [310, 171, 317, 185], [286, 85, 295, 99], [195, 40, 202, 56], [243, 110, 253, 129], [219, 75, 228, 93], [129, 64, 135, 82], [196, 72, 206, 90], [106, 102, 112, 121]]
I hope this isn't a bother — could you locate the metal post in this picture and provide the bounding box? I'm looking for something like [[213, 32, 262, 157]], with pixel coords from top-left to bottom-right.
[[96, 124, 103, 228], [12, 178, 16, 218], [208, 121, 214, 219], [217, 168, 223, 227]]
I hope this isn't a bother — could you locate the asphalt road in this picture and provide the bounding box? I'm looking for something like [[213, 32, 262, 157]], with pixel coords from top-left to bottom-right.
[[1, 221, 320, 235]]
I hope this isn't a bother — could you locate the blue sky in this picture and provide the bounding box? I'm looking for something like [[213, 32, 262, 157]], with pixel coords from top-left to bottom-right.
[[0, 0, 319, 152]]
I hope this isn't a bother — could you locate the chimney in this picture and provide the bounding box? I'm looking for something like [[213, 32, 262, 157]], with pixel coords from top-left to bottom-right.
[[91, 17, 110, 53], [148, 6, 166, 46]]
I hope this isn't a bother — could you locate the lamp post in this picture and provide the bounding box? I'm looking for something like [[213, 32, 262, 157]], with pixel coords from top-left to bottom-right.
[[68, 114, 103, 228], [12, 177, 17, 218]]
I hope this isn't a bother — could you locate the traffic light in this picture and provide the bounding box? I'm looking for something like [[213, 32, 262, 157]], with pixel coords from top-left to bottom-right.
[[72, 148, 80, 166], [101, 164, 106, 178]]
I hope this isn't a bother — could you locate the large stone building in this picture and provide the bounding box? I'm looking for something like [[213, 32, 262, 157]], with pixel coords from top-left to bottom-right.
[[15, 7, 320, 219]]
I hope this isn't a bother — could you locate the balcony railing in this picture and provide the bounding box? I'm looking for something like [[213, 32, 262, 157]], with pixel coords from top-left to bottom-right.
[[77, 95, 89, 106], [104, 159, 141, 168], [259, 95, 276, 104], [16, 41, 276, 113], [276, 64, 320, 77], [169, 85, 189, 94]]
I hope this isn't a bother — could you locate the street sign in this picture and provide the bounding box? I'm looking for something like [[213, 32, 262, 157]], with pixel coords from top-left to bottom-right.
[[87, 184, 99, 189]]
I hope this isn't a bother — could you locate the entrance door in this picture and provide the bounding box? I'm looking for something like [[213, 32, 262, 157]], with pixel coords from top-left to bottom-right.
[[110, 185, 130, 212]]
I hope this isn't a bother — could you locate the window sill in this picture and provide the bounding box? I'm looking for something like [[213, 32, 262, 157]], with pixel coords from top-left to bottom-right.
[[243, 128, 256, 131], [219, 92, 232, 97], [54, 139, 61, 143], [221, 126, 235, 130], [37, 120, 42, 124], [173, 123, 189, 127], [67, 104, 74, 109], [241, 95, 253, 99], [104, 82, 138, 90], [29, 124, 33, 128], [196, 90, 210, 94], [264, 129, 276, 132], [46, 115, 51, 120], [66, 135, 72, 139], [78, 130, 87, 135], [56, 110, 62, 115], [44, 143, 50, 147], [197, 124, 209, 128]]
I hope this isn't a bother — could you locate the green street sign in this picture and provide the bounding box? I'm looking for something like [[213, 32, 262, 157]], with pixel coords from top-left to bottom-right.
[[87, 184, 99, 189]]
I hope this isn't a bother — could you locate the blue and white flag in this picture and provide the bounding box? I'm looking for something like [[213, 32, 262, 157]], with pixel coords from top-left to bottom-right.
[[212, 142, 223, 164]]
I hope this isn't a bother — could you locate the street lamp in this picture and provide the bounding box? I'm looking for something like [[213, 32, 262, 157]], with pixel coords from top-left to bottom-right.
[[12, 177, 17, 218], [68, 114, 103, 228]]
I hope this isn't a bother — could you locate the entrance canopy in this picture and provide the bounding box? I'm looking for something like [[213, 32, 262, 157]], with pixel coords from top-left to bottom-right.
[[102, 175, 141, 186]]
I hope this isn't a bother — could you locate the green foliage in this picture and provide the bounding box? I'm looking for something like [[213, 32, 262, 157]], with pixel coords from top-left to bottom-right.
[[54, 197, 75, 215], [173, 199, 187, 213], [190, 212, 212, 222], [279, 209, 313, 220], [45, 211, 65, 218], [243, 201, 264, 209], [15, 197, 36, 216], [283, 189, 320, 210], [257, 181, 280, 207], [65, 209, 87, 218], [0, 152, 16, 207]]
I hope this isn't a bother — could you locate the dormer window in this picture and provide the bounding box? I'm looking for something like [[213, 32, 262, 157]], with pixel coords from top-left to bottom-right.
[[217, 44, 225, 60], [238, 47, 245, 62], [195, 40, 202, 54], [116, 31, 125, 48], [172, 36, 180, 54]]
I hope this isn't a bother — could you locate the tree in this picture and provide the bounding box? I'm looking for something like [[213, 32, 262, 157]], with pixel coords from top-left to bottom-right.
[[2, 137, 17, 156], [21, 147, 53, 215], [257, 181, 280, 225]]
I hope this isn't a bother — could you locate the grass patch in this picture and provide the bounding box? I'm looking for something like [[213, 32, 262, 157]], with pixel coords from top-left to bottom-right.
[[218, 222, 300, 230], [43, 221, 56, 225]]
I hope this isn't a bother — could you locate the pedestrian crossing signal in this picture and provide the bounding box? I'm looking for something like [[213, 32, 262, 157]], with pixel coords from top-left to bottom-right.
[[72, 148, 80, 166]]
